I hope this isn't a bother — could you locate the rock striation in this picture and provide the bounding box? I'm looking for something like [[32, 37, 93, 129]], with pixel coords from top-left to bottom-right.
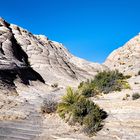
[[0, 17, 106, 88]]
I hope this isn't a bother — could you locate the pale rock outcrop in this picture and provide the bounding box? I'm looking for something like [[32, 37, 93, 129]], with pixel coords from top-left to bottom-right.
[[104, 34, 140, 75], [8, 21, 106, 87]]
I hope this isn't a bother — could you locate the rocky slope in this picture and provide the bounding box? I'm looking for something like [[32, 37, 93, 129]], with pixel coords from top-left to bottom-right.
[[0, 17, 105, 87], [104, 34, 140, 76], [92, 76, 140, 140], [96, 34, 140, 140]]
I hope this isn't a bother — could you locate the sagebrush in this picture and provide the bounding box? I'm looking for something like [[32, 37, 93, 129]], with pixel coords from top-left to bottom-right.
[[41, 96, 57, 114]]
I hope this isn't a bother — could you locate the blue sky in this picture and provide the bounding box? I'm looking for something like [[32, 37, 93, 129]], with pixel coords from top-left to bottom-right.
[[0, 0, 140, 63]]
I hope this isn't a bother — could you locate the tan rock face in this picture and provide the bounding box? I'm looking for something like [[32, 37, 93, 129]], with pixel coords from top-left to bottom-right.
[[104, 34, 140, 75]]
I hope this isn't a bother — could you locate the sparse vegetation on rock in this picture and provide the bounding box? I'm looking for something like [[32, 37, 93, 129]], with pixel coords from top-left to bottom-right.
[[92, 70, 130, 94], [122, 94, 130, 100], [78, 70, 130, 96], [78, 80, 99, 97], [132, 93, 140, 100], [41, 97, 57, 114], [51, 83, 58, 88], [57, 87, 107, 136]]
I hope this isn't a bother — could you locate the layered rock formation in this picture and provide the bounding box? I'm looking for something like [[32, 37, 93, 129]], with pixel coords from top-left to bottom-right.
[[104, 34, 140, 75], [0, 17, 107, 88]]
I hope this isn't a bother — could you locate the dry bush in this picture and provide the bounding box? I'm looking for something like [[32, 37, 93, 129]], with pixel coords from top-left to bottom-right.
[[41, 95, 57, 114]]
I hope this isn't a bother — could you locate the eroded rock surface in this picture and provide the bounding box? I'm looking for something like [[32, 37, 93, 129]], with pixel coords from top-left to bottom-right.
[[93, 76, 140, 140], [104, 34, 140, 76]]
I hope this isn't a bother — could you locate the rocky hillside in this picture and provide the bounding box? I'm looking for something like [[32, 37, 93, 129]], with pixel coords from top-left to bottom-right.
[[95, 34, 140, 140], [104, 34, 140, 76]]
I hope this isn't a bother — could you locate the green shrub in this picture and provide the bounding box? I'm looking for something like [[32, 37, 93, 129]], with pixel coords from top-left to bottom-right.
[[57, 87, 107, 135], [124, 75, 132, 79], [78, 70, 130, 95], [78, 82, 99, 97], [83, 108, 106, 135], [78, 81, 84, 89], [132, 93, 140, 100], [118, 80, 131, 89], [91, 70, 130, 94], [57, 87, 81, 120]]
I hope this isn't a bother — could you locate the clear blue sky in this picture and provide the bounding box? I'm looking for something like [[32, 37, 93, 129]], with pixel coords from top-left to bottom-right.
[[0, 0, 140, 63]]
